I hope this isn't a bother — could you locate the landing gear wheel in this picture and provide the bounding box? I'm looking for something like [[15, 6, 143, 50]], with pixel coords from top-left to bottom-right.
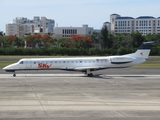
[[90, 73, 93, 77], [13, 73, 16, 77], [87, 73, 93, 77]]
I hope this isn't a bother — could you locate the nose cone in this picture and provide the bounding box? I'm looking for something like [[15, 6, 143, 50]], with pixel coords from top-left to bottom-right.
[[3, 65, 11, 70], [3, 64, 17, 72], [3, 66, 7, 70]]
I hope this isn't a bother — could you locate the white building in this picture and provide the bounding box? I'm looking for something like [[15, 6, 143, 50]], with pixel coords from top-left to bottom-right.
[[110, 14, 160, 35], [54, 25, 94, 39], [6, 16, 55, 38], [6, 23, 19, 36]]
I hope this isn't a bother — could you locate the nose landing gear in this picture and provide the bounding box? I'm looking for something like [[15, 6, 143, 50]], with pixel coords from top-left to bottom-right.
[[13, 72, 16, 77]]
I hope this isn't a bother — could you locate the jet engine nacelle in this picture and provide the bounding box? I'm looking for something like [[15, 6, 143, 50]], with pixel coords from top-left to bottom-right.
[[110, 56, 134, 64]]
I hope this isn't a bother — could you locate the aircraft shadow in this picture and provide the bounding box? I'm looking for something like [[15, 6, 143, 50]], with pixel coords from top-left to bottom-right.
[[90, 74, 146, 79]]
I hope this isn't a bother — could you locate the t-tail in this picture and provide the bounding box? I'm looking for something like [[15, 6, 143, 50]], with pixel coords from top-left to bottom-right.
[[126, 41, 155, 59]]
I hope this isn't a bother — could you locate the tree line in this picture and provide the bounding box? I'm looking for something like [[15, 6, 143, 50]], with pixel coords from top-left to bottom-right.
[[0, 25, 160, 56]]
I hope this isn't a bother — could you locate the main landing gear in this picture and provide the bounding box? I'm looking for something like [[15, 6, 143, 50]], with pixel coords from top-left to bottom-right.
[[84, 70, 93, 77], [87, 73, 93, 77]]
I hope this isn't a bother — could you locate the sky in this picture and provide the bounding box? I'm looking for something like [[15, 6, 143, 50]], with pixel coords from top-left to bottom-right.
[[0, 0, 160, 32]]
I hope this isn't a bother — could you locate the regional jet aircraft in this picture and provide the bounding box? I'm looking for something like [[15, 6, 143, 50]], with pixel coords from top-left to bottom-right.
[[3, 41, 155, 77]]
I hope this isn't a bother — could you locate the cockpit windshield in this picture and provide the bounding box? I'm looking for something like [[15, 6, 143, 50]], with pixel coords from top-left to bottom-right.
[[18, 60, 24, 64]]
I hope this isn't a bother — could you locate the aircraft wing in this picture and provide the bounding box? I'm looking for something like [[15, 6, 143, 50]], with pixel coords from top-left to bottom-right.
[[74, 66, 105, 71]]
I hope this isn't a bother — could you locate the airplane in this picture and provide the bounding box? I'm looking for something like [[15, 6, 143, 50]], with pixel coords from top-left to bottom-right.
[[3, 41, 155, 77]]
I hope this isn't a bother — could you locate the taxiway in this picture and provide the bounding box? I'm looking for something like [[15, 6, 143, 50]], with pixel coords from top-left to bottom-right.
[[0, 68, 160, 120]]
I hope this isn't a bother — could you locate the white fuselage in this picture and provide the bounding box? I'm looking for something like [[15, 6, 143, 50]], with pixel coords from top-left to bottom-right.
[[3, 56, 145, 72]]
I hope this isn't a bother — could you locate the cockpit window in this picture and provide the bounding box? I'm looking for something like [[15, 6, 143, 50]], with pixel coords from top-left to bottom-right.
[[20, 61, 23, 64]]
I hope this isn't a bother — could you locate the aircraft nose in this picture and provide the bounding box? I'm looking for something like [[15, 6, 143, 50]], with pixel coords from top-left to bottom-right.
[[3, 66, 7, 70], [3, 65, 9, 70], [3, 64, 15, 70], [2, 64, 16, 72]]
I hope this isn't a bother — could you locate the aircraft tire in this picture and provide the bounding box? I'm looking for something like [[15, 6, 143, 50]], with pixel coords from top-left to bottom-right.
[[88, 73, 93, 77], [13, 73, 16, 77], [90, 73, 93, 77]]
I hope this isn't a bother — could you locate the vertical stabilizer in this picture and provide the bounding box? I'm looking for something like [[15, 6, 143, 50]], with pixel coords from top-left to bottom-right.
[[127, 41, 155, 59]]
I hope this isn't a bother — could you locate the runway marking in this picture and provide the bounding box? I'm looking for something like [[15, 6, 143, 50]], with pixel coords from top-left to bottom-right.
[[100, 75, 160, 79], [0, 74, 84, 78], [0, 74, 160, 78]]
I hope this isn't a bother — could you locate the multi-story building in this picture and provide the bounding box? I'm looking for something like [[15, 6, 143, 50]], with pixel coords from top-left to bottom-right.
[[54, 24, 94, 39], [110, 14, 160, 35], [6, 23, 19, 36], [6, 16, 55, 38]]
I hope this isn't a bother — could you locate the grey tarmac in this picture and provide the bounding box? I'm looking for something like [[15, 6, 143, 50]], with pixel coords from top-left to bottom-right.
[[0, 69, 160, 120], [0, 68, 160, 75]]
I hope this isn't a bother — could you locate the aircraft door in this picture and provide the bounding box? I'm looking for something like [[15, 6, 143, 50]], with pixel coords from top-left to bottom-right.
[[26, 59, 32, 69]]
